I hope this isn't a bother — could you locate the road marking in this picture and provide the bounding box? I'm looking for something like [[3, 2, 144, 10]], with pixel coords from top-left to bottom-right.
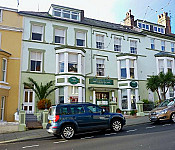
[[162, 124, 171, 127], [146, 126, 155, 129], [126, 129, 137, 133], [54, 140, 68, 144], [105, 134, 112, 136], [22, 144, 39, 149], [81, 136, 94, 139]]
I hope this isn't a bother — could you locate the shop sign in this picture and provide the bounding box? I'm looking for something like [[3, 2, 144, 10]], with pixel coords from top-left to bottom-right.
[[130, 81, 137, 88], [68, 77, 79, 84], [89, 78, 113, 85]]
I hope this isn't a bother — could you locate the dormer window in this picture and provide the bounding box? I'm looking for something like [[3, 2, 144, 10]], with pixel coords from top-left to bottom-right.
[[53, 8, 80, 21]]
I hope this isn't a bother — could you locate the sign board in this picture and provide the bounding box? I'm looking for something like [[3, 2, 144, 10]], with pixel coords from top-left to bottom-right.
[[68, 77, 79, 84], [89, 78, 113, 85], [130, 81, 138, 88]]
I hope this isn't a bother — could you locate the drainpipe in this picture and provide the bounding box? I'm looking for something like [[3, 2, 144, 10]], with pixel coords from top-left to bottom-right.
[[86, 25, 93, 75]]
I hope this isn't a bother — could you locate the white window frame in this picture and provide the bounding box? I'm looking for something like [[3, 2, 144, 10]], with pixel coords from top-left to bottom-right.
[[0, 96, 5, 121], [0, 9, 2, 23], [154, 26, 157, 32], [171, 43, 175, 53], [71, 86, 78, 94], [158, 59, 164, 73], [76, 31, 86, 47], [161, 40, 165, 51], [96, 34, 104, 49], [31, 24, 44, 42], [96, 58, 105, 76], [68, 53, 78, 73], [130, 40, 137, 54], [30, 51, 43, 72], [151, 38, 155, 49], [55, 28, 65, 44], [2, 58, 7, 82], [114, 37, 121, 52], [146, 24, 149, 30]]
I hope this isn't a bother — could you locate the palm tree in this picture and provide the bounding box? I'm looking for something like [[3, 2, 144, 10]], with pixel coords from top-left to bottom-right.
[[146, 75, 161, 102], [158, 71, 174, 101], [23, 77, 58, 107]]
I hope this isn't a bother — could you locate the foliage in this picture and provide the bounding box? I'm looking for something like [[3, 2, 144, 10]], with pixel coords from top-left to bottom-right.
[[24, 77, 58, 100], [142, 99, 153, 104], [116, 108, 121, 113], [130, 110, 137, 116], [146, 71, 174, 103], [37, 99, 51, 110]]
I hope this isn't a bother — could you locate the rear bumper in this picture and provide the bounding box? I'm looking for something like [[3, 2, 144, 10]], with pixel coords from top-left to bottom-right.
[[46, 123, 61, 135]]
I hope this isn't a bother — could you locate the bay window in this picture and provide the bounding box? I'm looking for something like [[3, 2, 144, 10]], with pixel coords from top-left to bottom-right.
[[158, 59, 164, 73], [68, 54, 78, 73], [120, 60, 126, 79], [59, 53, 64, 72]]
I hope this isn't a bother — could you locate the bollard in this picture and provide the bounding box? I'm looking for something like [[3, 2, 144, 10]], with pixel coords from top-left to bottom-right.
[[136, 101, 145, 116], [18, 110, 26, 131], [42, 109, 49, 129]]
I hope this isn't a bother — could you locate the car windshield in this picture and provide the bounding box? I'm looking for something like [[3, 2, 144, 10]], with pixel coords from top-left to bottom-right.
[[159, 99, 175, 107]]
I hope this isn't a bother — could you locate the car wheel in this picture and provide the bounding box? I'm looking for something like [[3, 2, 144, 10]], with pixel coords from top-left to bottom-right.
[[111, 119, 123, 132], [61, 125, 75, 139], [171, 113, 175, 123]]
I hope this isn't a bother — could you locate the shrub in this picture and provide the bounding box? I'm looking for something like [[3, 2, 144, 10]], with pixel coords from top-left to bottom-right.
[[116, 108, 121, 113], [37, 99, 51, 110], [130, 110, 137, 116]]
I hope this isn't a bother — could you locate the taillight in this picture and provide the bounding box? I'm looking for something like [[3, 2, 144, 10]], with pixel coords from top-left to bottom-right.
[[53, 115, 60, 122]]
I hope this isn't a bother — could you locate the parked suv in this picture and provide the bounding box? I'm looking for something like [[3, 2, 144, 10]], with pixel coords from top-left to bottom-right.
[[149, 98, 175, 123], [46, 103, 126, 139]]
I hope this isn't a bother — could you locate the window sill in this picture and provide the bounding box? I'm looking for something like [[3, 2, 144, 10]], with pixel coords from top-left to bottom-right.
[[0, 81, 9, 85]]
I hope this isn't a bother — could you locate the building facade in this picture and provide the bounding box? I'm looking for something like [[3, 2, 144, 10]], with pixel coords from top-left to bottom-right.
[[18, 4, 175, 115], [0, 7, 23, 121]]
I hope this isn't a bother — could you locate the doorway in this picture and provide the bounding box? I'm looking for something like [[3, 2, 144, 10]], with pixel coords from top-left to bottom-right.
[[23, 89, 34, 114], [96, 92, 109, 111], [0, 96, 5, 121]]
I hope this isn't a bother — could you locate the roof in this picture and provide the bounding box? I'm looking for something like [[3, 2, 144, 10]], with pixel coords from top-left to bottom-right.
[[154, 51, 175, 58], [18, 11, 145, 35], [0, 49, 11, 55]]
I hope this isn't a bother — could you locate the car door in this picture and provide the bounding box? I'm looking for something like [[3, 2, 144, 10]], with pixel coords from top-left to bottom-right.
[[85, 104, 109, 129]]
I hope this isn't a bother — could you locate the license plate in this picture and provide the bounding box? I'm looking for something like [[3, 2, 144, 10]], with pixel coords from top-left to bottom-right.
[[151, 116, 157, 119]]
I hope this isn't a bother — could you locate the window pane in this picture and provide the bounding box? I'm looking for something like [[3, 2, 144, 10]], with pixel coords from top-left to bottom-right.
[[54, 11, 61, 17], [32, 33, 42, 41], [68, 54, 78, 62], [31, 60, 36, 71], [25, 92, 28, 102], [55, 29, 64, 36], [68, 63, 77, 72], [120, 60, 126, 68], [36, 61, 41, 71], [121, 89, 128, 109], [59, 62, 64, 72], [29, 92, 33, 102], [32, 25, 42, 34], [77, 39, 84, 46], [121, 68, 127, 78]]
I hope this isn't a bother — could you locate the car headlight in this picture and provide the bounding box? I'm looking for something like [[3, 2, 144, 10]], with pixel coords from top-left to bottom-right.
[[158, 109, 168, 115]]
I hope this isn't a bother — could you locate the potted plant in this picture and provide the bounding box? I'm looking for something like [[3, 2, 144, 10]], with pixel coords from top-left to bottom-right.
[[116, 108, 122, 113]]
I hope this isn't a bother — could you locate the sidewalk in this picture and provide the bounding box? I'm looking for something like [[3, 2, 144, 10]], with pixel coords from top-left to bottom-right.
[[0, 115, 150, 144]]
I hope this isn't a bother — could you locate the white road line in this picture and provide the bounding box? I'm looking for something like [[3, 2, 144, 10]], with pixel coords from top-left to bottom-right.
[[163, 124, 171, 126], [54, 140, 68, 144], [146, 126, 155, 129], [126, 129, 137, 133], [22, 144, 39, 149], [105, 134, 112, 136]]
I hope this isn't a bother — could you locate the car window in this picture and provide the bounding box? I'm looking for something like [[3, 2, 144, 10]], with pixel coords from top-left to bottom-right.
[[87, 105, 102, 113], [49, 106, 56, 116], [167, 100, 175, 106], [56, 106, 70, 115], [70, 106, 85, 114]]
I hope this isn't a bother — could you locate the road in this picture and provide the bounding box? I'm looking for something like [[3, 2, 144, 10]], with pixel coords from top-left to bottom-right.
[[0, 122, 175, 150]]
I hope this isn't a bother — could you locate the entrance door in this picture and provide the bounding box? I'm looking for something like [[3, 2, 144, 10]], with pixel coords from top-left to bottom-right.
[[96, 92, 109, 111], [0, 96, 5, 121], [23, 89, 34, 114]]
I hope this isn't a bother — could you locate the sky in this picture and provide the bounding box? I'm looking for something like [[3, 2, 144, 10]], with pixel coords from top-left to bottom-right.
[[0, 0, 175, 33]]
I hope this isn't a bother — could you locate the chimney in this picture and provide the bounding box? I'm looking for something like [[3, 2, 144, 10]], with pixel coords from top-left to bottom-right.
[[157, 12, 171, 34], [123, 9, 135, 28]]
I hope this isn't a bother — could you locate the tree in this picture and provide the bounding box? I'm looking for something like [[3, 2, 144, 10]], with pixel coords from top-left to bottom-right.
[[146, 71, 174, 103], [23, 77, 58, 109], [146, 75, 161, 102]]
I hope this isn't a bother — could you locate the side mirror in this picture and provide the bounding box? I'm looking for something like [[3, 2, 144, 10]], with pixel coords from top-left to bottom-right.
[[101, 109, 106, 114]]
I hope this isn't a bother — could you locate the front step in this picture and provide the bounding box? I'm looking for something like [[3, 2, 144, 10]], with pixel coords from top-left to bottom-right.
[[26, 114, 42, 129]]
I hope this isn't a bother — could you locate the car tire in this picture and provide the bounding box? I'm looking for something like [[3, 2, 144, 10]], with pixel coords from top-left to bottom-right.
[[61, 125, 75, 139], [111, 119, 123, 132], [170, 113, 175, 123]]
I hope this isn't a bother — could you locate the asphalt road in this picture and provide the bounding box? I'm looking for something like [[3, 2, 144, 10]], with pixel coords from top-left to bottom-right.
[[1, 122, 175, 150]]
